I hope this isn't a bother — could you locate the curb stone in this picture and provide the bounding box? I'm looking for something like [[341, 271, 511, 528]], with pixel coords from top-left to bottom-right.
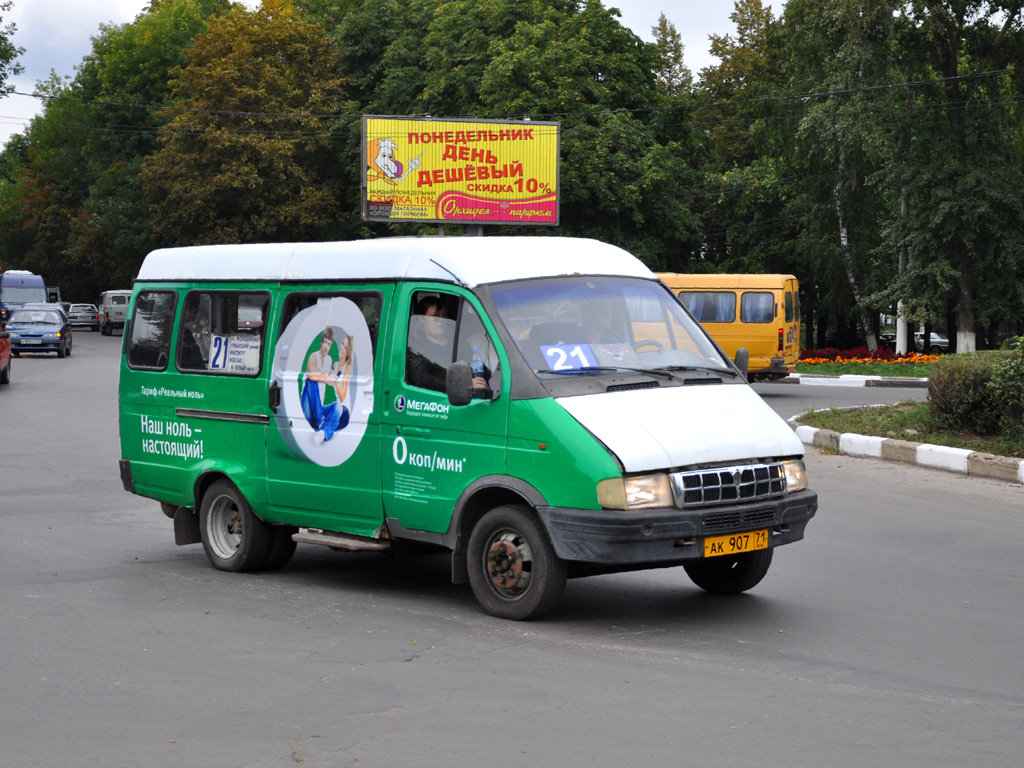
[[779, 373, 928, 388], [789, 420, 1024, 486]]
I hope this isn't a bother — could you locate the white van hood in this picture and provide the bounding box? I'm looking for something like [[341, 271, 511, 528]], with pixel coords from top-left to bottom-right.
[[557, 384, 803, 473]]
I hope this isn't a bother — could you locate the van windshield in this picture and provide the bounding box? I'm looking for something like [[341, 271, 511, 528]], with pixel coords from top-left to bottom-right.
[[1, 285, 47, 304], [489, 276, 732, 377]]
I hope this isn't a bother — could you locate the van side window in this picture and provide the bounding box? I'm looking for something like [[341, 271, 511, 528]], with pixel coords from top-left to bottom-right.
[[177, 291, 270, 375], [406, 292, 498, 393], [741, 292, 774, 323], [785, 292, 794, 323], [280, 292, 383, 349], [678, 291, 736, 323], [127, 291, 177, 371]]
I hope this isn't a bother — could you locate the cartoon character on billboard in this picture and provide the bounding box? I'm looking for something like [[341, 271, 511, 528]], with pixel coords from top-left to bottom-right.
[[366, 137, 421, 185]]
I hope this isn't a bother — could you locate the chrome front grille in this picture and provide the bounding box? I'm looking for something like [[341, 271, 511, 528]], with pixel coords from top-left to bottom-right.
[[670, 463, 786, 508]]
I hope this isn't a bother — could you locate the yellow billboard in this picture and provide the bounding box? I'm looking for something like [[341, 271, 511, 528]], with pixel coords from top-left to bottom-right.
[[362, 116, 560, 226]]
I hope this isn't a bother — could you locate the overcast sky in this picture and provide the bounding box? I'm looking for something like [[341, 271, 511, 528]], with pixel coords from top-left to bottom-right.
[[0, 0, 773, 148]]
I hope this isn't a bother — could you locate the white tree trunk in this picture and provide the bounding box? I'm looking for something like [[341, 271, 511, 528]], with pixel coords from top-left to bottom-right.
[[834, 149, 878, 351]]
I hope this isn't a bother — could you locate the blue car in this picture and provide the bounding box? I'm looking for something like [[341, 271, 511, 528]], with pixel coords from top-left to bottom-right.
[[5, 308, 73, 358]]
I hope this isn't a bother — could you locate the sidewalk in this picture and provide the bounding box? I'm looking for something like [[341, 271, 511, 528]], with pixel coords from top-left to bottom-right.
[[784, 374, 1024, 485]]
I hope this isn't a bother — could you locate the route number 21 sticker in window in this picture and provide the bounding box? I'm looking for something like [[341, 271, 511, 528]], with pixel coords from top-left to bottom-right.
[[540, 344, 599, 371]]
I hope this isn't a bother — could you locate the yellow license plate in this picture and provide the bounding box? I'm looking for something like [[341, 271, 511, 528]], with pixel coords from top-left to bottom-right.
[[704, 529, 768, 558]]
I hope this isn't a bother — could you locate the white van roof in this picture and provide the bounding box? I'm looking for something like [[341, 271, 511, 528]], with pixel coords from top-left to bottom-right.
[[136, 237, 655, 287]]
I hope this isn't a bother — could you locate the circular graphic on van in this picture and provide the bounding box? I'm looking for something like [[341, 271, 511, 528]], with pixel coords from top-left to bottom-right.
[[272, 298, 374, 466], [394, 395, 406, 412]]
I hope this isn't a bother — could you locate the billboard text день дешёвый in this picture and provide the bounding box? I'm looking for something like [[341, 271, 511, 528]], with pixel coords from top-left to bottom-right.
[[362, 116, 560, 226]]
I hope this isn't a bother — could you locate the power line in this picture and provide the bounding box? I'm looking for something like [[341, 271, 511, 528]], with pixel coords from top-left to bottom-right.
[[9, 66, 1021, 124]]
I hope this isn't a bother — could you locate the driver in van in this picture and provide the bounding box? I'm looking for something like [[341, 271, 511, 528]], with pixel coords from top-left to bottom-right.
[[406, 296, 488, 392]]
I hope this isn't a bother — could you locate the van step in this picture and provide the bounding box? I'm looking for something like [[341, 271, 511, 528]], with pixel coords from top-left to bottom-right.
[[292, 530, 390, 552]]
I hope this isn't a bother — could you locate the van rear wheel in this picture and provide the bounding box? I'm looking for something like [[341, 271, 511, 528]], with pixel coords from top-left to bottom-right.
[[683, 547, 773, 594], [264, 525, 298, 570], [467, 505, 566, 620], [199, 479, 272, 572]]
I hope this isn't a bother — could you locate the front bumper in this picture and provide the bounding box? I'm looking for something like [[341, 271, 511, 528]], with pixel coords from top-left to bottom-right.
[[537, 489, 817, 565], [11, 338, 62, 353]]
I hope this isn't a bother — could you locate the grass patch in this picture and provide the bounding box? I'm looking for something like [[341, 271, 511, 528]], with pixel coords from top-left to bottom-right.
[[798, 400, 1024, 458], [795, 361, 933, 377]]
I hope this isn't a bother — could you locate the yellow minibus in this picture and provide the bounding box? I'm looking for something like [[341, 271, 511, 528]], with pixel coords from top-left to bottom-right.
[[657, 274, 801, 381]]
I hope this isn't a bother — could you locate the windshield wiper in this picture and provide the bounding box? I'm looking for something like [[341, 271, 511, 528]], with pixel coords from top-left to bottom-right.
[[536, 365, 676, 380], [653, 364, 740, 378], [535, 366, 620, 376]]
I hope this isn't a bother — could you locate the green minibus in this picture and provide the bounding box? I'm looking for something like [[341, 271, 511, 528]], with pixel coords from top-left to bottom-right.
[[118, 237, 816, 619]]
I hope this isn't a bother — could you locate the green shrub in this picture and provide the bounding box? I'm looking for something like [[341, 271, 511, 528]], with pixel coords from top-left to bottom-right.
[[987, 346, 1024, 437], [927, 351, 1011, 434]]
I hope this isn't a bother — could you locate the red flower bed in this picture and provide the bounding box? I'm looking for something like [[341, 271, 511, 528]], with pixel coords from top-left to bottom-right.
[[800, 346, 898, 361]]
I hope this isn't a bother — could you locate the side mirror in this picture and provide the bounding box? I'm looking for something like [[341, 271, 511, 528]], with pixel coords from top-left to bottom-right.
[[734, 347, 749, 381], [446, 361, 474, 406]]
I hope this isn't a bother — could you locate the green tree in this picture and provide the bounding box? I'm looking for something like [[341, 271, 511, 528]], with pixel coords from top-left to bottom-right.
[[142, 0, 352, 245], [477, 0, 701, 264], [652, 13, 691, 98], [895, 1, 1024, 352], [0, 0, 230, 297], [0, 0, 23, 97]]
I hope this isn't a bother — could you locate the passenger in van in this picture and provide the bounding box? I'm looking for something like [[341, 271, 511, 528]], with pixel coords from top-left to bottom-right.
[[301, 326, 354, 444], [406, 296, 488, 392]]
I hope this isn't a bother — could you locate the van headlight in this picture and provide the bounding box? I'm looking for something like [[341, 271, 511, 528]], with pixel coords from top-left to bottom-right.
[[783, 460, 808, 492], [598, 474, 673, 510]]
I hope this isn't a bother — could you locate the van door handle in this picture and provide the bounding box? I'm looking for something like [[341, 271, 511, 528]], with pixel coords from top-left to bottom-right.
[[269, 381, 281, 413]]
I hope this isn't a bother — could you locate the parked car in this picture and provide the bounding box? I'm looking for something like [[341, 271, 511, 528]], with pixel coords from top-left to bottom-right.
[[5, 307, 73, 357], [915, 332, 949, 354], [67, 303, 101, 331], [0, 316, 11, 385], [99, 290, 132, 335]]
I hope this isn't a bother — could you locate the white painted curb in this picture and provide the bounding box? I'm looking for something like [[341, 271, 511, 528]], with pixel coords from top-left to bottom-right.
[[798, 375, 873, 387], [794, 425, 818, 444], [839, 433, 885, 458], [916, 444, 972, 474]]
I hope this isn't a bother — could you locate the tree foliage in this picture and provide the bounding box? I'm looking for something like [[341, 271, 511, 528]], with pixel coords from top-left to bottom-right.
[[141, 0, 351, 245], [0, 0, 1022, 352], [0, 0, 23, 97]]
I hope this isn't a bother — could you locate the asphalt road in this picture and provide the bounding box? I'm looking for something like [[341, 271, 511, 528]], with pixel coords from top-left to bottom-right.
[[1, 335, 1021, 767]]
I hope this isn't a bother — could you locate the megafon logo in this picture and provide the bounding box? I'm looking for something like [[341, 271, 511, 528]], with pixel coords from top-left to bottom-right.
[[395, 395, 406, 412]]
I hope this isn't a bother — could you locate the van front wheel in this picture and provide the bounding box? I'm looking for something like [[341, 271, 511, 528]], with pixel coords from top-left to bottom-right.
[[467, 505, 566, 620], [199, 480, 272, 572], [683, 547, 773, 594]]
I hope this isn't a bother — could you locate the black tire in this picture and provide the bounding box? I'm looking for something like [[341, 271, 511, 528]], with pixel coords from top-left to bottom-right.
[[929, 345, 941, 355], [57, 341, 66, 358], [467, 505, 567, 620], [683, 547, 773, 595], [198, 479, 272, 572], [65, 338, 72, 357], [263, 525, 298, 571], [0, 356, 10, 384]]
